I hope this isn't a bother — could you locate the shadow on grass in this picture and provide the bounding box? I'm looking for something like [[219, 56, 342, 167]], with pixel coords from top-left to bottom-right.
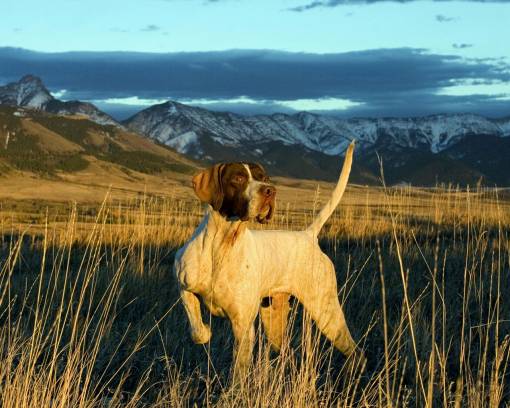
[[1, 223, 509, 405]]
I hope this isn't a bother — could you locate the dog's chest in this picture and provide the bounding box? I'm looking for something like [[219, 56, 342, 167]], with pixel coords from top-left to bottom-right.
[[209, 237, 259, 288]]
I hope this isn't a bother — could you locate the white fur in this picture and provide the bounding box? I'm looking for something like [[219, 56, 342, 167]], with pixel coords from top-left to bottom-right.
[[174, 141, 363, 378], [243, 164, 267, 219]]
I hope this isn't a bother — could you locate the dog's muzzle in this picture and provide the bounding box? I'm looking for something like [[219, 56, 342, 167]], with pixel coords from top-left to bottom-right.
[[256, 184, 276, 223]]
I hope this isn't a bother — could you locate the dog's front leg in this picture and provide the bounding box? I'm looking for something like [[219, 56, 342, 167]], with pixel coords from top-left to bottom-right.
[[180, 290, 212, 344], [229, 310, 257, 380]]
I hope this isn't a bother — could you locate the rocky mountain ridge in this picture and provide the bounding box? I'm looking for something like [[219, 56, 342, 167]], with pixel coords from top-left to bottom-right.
[[125, 101, 510, 158], [124, 100, 510, 185], [0, 75, 119, 127]]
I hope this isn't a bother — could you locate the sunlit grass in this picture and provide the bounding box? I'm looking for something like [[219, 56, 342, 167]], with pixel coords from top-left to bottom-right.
[[0, 184, 509, 406]]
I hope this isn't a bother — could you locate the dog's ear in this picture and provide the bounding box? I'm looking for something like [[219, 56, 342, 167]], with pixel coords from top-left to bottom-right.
[[192, 164, 226, 211]]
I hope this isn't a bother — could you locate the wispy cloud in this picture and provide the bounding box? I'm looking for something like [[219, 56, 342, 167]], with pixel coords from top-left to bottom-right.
[[159, 0, 232, 3], [51, 89, 68, 99], [140, 24, 161, 32], [110, 27, 129, 33], [436, 14, 456, 23], [288, 1, 323, 11], [288, 0, 510, 12], [437, 79, 510, 100], [95, 96, 168, 106], [453, 43, 474, 49]]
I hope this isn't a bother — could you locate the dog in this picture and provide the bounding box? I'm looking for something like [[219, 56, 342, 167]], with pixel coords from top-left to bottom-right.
[[174, 141, 364, 377]]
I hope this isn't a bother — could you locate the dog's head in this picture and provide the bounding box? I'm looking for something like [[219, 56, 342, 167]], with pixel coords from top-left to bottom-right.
[[192, 162, 276, 223]]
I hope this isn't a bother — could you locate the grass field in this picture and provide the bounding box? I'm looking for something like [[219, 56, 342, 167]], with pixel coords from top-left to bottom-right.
[[0, 180, 509, 407]]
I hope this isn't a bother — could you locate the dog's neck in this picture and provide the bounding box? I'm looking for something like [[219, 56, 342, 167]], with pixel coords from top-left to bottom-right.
[[203, 207, 248, 247]]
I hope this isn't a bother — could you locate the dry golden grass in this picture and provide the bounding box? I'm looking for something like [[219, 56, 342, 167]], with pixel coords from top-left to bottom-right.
[[21, 119, 84, 153], [0, 181, 509, 407]]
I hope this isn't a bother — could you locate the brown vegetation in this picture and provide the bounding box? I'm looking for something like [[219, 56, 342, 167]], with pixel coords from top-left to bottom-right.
[[0, 182, 509, 407]]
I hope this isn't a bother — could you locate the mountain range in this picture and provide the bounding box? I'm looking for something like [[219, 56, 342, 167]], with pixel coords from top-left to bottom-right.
[[124, 100, 510, 185], [2, 75, 510, 185]]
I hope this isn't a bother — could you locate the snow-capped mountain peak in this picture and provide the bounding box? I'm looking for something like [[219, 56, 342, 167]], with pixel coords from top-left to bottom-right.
[[123, 100, 510, 185], [0, 74, 53, 109], [125, 101, 508, 159], [0, 75, 119, 127], [494, 117, 510, 137]]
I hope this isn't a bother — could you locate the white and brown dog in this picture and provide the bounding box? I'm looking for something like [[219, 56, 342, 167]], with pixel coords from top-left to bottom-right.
[[174, 142, 364, 377]]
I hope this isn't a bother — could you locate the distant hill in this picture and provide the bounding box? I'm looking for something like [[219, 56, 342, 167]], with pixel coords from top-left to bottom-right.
[[0, 105, 196, 181]]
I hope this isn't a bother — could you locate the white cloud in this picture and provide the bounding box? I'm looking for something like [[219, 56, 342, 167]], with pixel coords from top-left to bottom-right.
[[93, 95, 364, 112], [96, 96, 169, 106], [437, 80, 510, 100], [52, 89, 68, 99], [184, 96, 261, 105], [277, 97, 363, 111]]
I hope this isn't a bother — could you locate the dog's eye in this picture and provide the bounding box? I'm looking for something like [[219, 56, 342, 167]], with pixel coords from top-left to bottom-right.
[[232, 175, 246, 184]]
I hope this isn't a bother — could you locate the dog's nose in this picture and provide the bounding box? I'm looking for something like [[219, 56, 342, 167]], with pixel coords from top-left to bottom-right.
[[263, 185, 276, 198]]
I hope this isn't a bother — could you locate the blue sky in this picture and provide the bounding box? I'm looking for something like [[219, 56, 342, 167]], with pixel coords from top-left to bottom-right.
[[1, 0, 509, 118]]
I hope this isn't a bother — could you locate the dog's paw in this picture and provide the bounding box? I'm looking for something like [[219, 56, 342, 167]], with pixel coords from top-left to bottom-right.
[[191, 324, 212, 344]]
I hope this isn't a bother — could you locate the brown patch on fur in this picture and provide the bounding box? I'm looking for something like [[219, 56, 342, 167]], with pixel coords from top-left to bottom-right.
[[192, 164, 226, 211], [223, 222, 247, 246]]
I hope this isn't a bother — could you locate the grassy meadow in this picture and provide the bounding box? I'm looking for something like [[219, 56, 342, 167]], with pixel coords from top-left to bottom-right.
[[0, 181, 510, 407]]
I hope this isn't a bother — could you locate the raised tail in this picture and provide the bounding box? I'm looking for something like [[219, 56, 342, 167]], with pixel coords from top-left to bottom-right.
[[306, 140, 355, 236]]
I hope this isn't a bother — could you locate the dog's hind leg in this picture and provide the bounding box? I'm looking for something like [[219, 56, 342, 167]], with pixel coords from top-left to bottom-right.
[[303, 292, 357, 354], [297, 258, 365, 366], [260, 293, 291, 351], [302, 290, 366, 370], [180, 290, 212, 344]]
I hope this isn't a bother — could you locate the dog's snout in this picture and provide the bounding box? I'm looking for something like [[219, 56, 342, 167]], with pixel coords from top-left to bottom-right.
[[262, 185, 276, 198]]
